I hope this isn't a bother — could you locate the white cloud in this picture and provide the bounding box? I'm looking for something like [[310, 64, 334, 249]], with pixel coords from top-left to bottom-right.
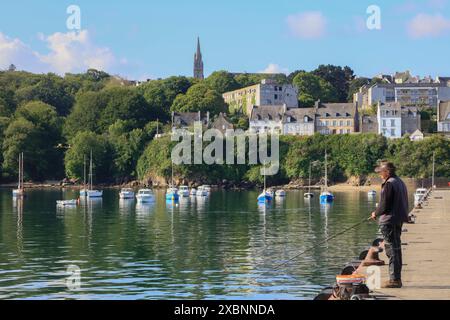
[[286, 11, 327, 39], [0, 30, 122, 74], [407, 13, 450, 38], [259, 63, 289, 75]]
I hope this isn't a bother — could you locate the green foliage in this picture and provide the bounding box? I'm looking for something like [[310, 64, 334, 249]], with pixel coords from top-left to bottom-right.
[[137, 76, 192, 121], [64, 131, 115, 182], [171, 83, 227, 116], [385, 135, 450, 179], [312, 65, 355, 103], [137, 136, 174, 180], [292, 72, 338, 107], [2, 101, 63, 181], [205, 71, 239, 94]]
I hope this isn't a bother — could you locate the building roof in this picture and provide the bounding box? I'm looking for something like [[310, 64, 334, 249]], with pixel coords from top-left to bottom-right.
[[172, 112, 208, 127], [283, 108, 316, 123], [438, 101, 450, 122], [315, 103, 357, 119], [211, 113, 234, 133], [374, 82, 447, 88], [250, 105, 285, 122], [410, 129, 424, 137]]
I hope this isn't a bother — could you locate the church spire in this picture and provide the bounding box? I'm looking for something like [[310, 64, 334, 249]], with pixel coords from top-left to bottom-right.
[[194, 37, 204, 79]]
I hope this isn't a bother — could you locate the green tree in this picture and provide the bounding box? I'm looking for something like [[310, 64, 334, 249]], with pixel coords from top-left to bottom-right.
[[205, 71, 239, 94], [347, 77, 370, 102], [2, 101, 63, 181], [171, 83, 227, 116], [292, 72, 338, 107], [65, 131, 114, 182], [312, 65, 355, 103], [15, 73, 75, 116]]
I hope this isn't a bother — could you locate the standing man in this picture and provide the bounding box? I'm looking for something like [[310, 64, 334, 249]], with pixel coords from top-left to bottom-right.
[[371, 162, 409, 288]]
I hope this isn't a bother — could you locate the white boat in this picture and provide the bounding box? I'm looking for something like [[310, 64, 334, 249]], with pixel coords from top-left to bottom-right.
[[190, 188, 197, 196], [56, 199, 78, 206], [119, 188, 135, 199], [368, 190, 377, 197], [136, 189, 155, 203], [257, 165, 272, 203], [201, 185, 211, 195], [414, 188, 428, 203], [196, 186, 207, 197], [179, 186, 190, 197], [304, 162, 314, 199], [12, 152, 25, 198], [275, 190, 286, 197], [86, 150, 103, 198], [320, 151, 334, 204]]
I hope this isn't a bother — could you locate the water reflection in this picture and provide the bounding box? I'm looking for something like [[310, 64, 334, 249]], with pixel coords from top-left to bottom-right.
[[0, 188, 410, 300]]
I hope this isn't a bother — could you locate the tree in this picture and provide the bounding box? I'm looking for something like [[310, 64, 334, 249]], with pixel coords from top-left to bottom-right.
[[108, 120, 150, 180], [99, 87, 151, 131], [171, 83, 227, 116], [205, 71, 239, 94], [292, 72, 338, 107], [63, 91, 109, 139], [2, 102, 63, 181], [64, 131, 114, 182], [313, 65, 355, 102], [15, 73, 75, 116], [138, 76, 193, 121]]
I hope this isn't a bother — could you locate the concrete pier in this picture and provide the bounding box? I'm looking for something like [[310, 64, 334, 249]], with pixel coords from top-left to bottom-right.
[[369, 188, 450, 300]]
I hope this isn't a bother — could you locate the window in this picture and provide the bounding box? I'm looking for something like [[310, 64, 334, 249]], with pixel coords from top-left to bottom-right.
[[333, 120, 337, 126], [274, 94, 278, 100], [347, 120, 351, 126], [391, 119, 395, 127], [340, 121, 344, 126], [382, 120, 386, 127], [391, 129, 395, 136], [325, 121, 329, 126]]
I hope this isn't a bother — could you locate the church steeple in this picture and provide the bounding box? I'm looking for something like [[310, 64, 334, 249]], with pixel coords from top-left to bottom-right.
[[194, 37, 204, 79]]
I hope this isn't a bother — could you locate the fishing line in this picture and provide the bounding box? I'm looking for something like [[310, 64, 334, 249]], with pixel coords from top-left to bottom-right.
[[265, 216, 373, 274]]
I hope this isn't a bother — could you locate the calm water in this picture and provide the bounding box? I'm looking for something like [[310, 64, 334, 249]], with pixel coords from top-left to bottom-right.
[[0, 187, 407, 300]]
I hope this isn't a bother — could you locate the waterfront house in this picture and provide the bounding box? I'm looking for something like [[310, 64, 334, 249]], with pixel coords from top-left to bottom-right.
[[249, 105, 285, 134], [314, 101, 359, 135], [437, 101, 450, 136], [223, 79, 298, 115], [282, 108, 316, 136], [376, 102, 421, 139]]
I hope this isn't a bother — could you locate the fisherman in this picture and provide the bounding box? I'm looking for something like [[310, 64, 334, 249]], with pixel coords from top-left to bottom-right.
[[371, 161, 409, 288]]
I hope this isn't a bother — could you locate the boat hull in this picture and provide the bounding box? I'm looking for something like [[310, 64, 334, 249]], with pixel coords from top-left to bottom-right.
[[320, 193, 334, 203]]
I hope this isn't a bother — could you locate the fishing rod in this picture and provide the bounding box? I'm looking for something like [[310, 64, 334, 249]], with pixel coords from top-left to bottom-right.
[[268, 216, 374, 274]]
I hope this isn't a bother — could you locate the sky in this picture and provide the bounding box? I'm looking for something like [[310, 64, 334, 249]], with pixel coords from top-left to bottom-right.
[[1, 0, 450, 80]]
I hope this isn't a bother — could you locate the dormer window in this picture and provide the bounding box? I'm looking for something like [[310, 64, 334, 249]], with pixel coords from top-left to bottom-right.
[[304, 116, 309, 123]]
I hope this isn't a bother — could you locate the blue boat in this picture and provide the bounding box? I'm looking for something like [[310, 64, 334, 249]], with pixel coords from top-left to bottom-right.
[[320, 191, 334, 203], [257, 191, 273, 203], [165, 187, 179, 201], [320, 151, 334, 204]]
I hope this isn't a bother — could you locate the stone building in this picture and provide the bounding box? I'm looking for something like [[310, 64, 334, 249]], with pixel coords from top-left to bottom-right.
[[282, 108, 316, 136], [222, 79, 298, 115], [315, 101, 359, 135], [193, 37, 204, 80], [437, 101, 450, 135]]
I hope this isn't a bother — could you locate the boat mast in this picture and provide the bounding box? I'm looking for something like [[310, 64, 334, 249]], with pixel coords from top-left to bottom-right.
[[432, 151, 435, 189], [21, 153, 24, 190], [89, 150, 93, 190], [324, 151, 328, 190], [308, 162, 312, 194], [83, 154, 87, 190]]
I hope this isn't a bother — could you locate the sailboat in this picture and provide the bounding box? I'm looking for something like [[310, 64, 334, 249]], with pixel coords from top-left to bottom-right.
[[86, 150, 103, 198], [320, 151, 334, 204], [166, 163, 179, 201], [12, 152, 25, 198], [80, 155, 88, 197], [257, 164, 273, 203], [304, 162, 314, 199]]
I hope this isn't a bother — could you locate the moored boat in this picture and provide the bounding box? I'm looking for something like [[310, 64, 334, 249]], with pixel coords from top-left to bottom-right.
[[368, 190, 377, 197], [320, 152, 334, 204], [12, 152, 25, 198], [119, 188, 135, 199], [414, 188, 427, 204], [304, 162, 314, 199], [275, 189, 286, 197], [136, 189, 155, 203], [179, 186, 190, 197], [166, 187, 179, 201], [190, 188, 197, 196], [56, 199, 78, 207]]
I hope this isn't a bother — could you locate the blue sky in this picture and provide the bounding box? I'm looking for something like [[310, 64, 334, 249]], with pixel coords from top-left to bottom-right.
[[1, 0, 450, 79]]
